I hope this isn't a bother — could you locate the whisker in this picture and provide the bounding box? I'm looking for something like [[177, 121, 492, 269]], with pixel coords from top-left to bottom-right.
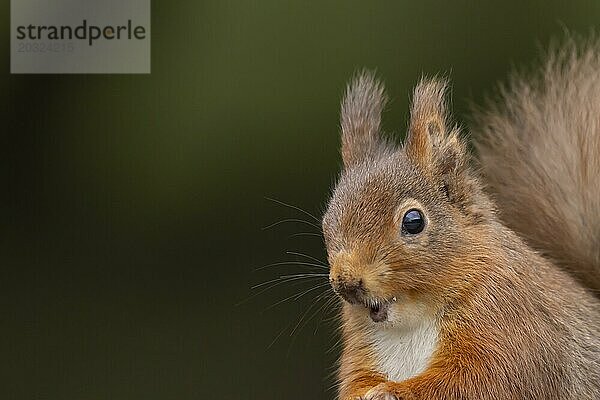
[[251, 273, 327, 290], [267, 320, 292, 349], [289, 290, 329, 339], [295, 290, 337, 336], [321, 311, 342, 324], [236, 275, 322, 306], [285, 294, 325, 357], [313, 294, 339, 335], [264, 282, 330, 311], [288, 232, 323, 238], [266, 286, 330, 350], [326, 332, 344, 355], [279, 273, 329, 278], [262, 218, 322, 231], [254, 261, 328, 272], [285, 251, 328, 266], [265, 197, 320, 222]]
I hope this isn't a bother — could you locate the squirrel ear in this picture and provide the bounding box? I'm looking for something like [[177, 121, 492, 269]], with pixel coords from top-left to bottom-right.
[[405, 78, 448, 168], [405, 78, 476, 212], [405, 78, 467, 173], [340, 71, 387, 167]]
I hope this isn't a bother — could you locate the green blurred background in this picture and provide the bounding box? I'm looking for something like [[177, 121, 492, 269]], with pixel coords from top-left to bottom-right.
[[1, 1, 599, 399]]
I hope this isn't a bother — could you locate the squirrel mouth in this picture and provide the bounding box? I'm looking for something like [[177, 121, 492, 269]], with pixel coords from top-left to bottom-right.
[[365, 297, 396, 323]]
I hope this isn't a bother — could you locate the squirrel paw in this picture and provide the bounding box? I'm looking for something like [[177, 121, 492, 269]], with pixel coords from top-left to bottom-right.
[[360, 382, 417, 400]]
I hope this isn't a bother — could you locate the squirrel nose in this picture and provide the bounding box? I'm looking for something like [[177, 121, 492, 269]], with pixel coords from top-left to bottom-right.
[[331, 277, 365, 304]]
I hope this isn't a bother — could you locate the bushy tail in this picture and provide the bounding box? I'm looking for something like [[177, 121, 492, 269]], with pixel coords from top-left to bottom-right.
[[474, 37, 600, 295]]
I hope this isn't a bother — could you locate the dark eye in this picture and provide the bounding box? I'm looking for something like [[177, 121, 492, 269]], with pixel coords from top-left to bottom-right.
[[402, 209, 425, 234]]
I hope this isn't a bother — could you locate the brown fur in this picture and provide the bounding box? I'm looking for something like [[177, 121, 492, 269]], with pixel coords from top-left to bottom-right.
[[322, 42, 600, 400], [474, 37, 600, 295]]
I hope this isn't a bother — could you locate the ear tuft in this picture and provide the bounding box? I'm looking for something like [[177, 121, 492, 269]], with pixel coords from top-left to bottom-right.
[[405, 78, 449, 166], [404, 78, 480, 216], [340, 70, 387, 167]]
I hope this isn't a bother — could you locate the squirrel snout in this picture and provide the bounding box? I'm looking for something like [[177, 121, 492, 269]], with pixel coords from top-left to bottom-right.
[[330, 277, 365, 304]]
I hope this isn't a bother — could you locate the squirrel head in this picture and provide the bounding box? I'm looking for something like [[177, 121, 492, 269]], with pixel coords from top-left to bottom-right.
[[323, 72, 493, 322]]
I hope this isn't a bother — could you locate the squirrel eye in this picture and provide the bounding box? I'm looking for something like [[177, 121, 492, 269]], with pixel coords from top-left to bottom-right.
[[401, 209, 425, 234]]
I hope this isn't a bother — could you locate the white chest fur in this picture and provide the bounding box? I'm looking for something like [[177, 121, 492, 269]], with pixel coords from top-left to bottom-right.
[[368, 302, 438, 382]]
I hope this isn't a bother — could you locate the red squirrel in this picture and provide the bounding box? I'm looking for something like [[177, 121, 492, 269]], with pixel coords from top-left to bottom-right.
[[321, 39, 600, 399]]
